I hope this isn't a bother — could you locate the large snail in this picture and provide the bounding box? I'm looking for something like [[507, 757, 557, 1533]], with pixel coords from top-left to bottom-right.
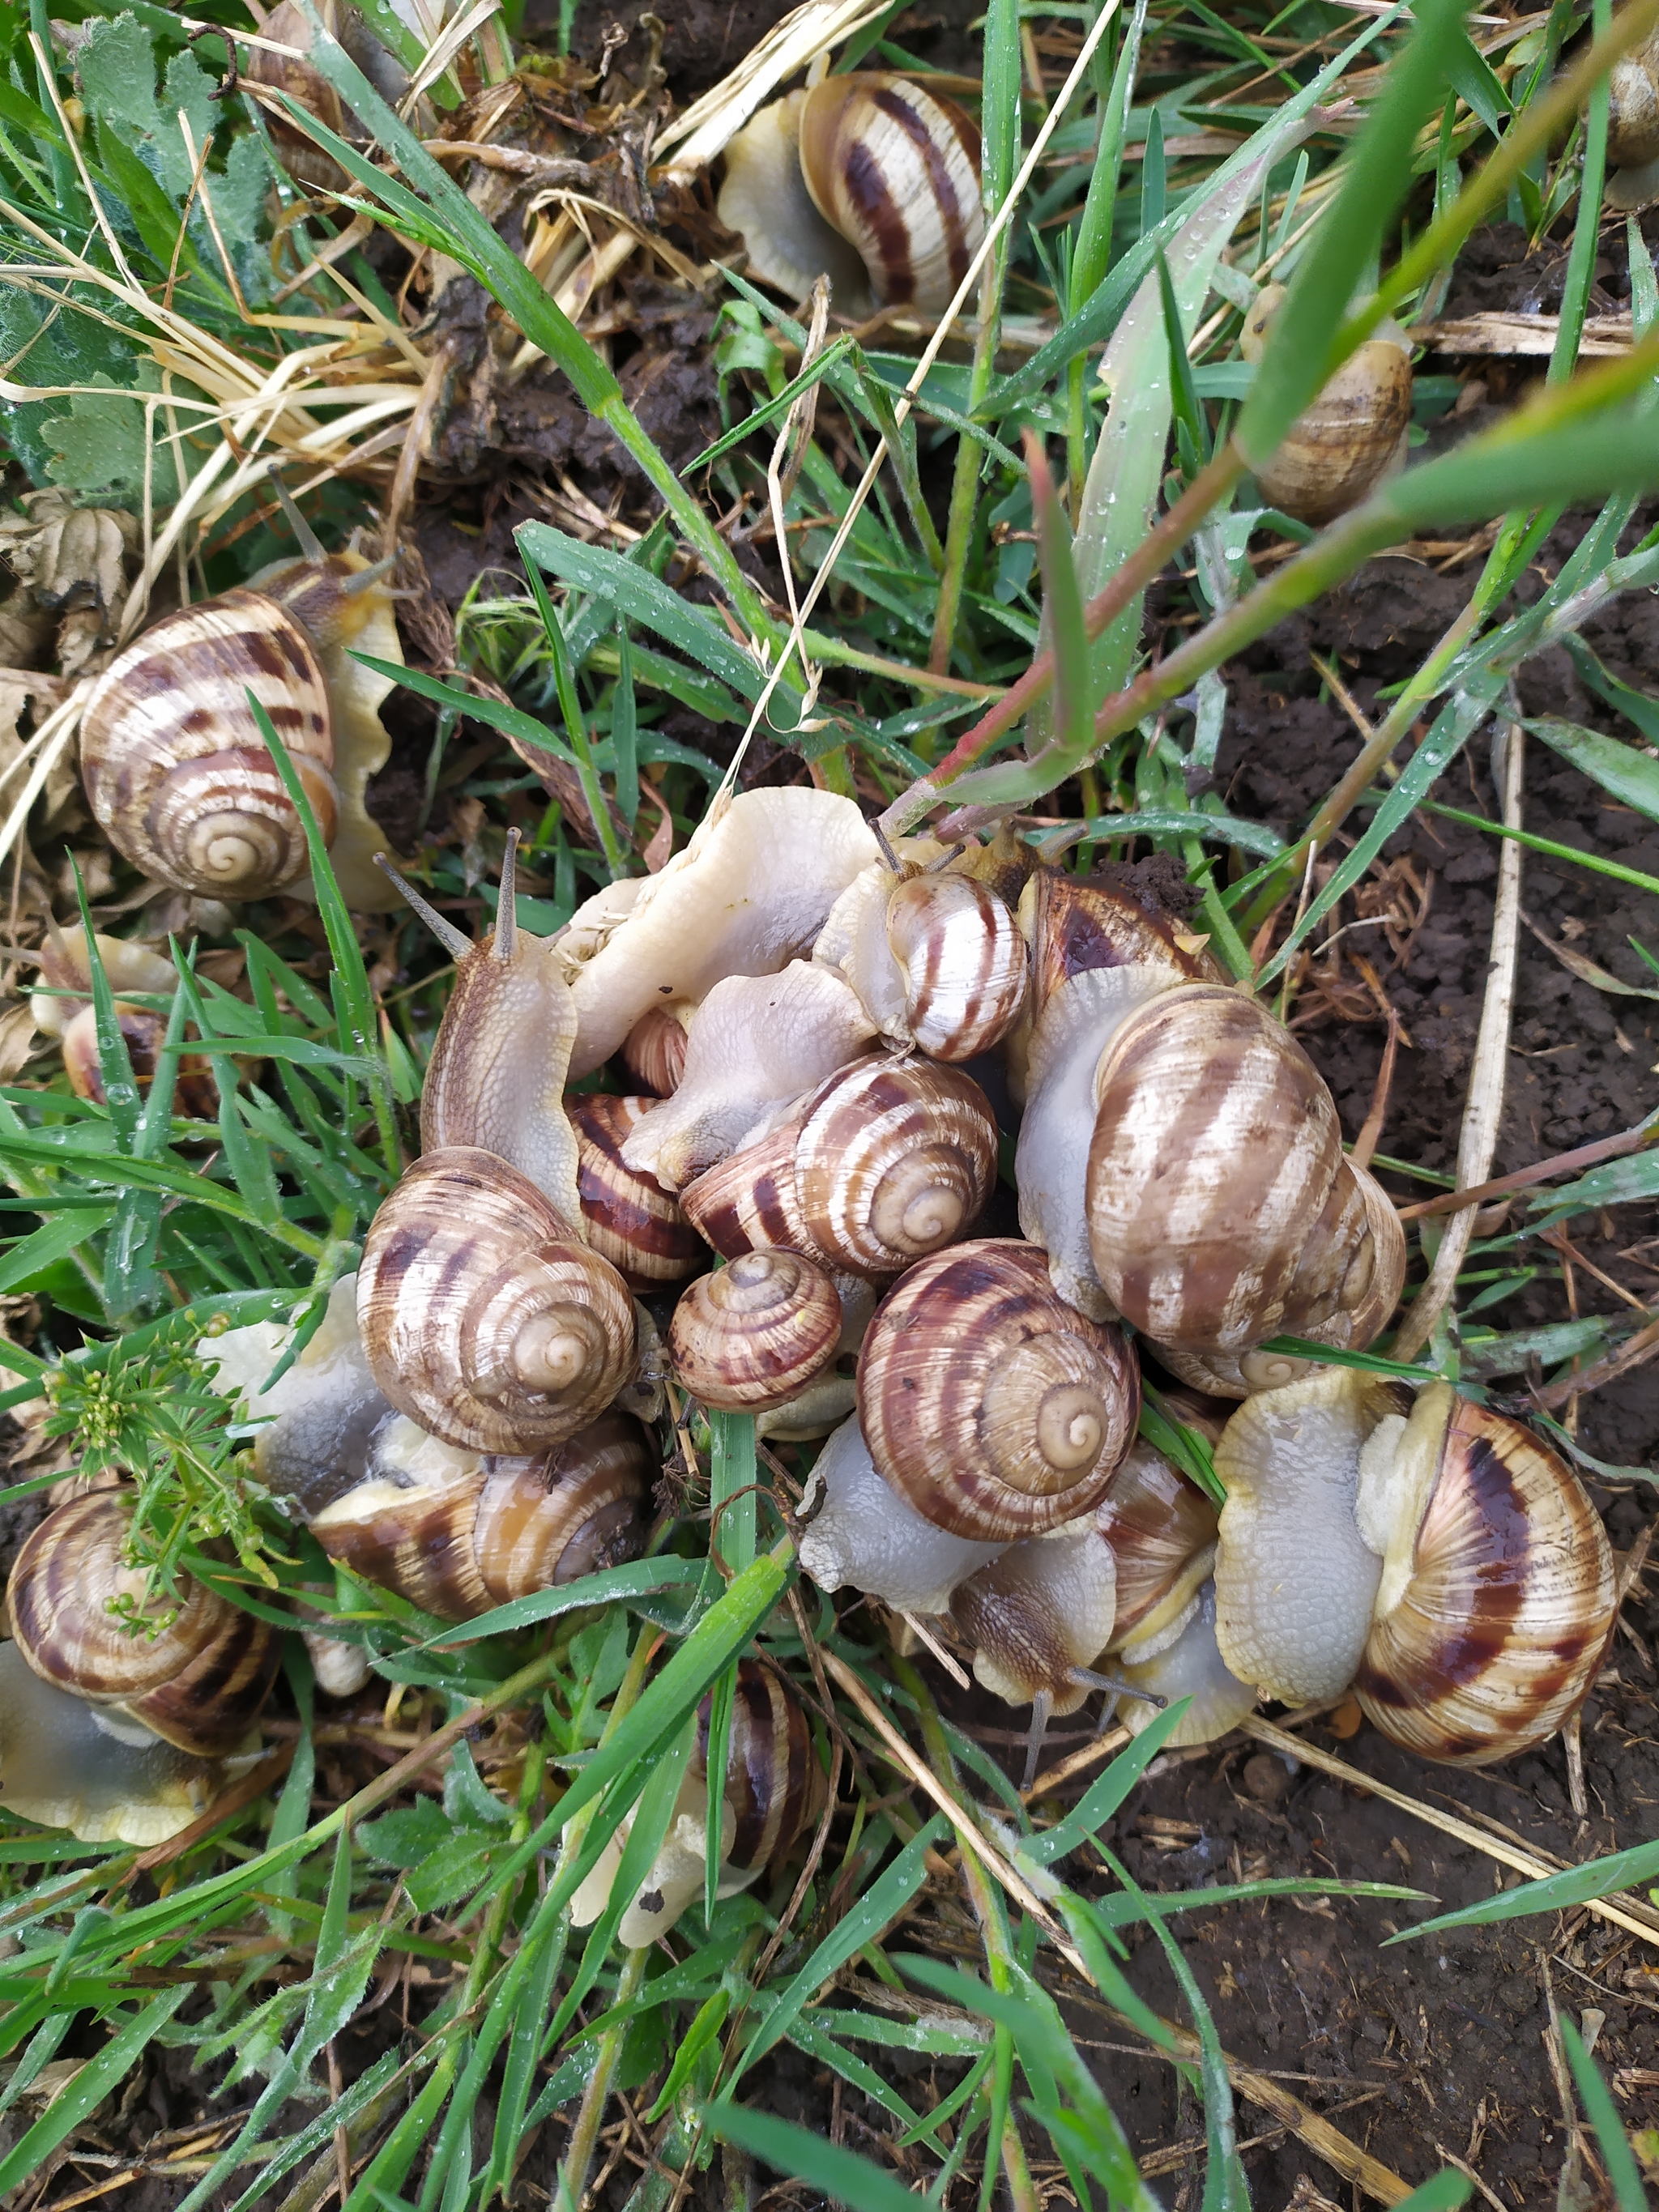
[[1, 1490, 282, 1843], [356, 1149, 638, 1454], [1238, 284, 1414, 526], [570, 1660, 826, 1945], [1213, 1373, 1617, 1765], [79, 497, 402, 910], [680, 1053, 999, 1279], [309, 1409, 653, 1621], [717, 73, 984, 318]]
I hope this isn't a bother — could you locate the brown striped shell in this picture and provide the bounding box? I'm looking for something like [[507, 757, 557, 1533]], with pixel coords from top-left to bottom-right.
[[357, 1147, 637, 1452], [858, 1239, 1140, 1541], [311, 1409, 651, 1620], [1354, 1396, 1616, 1767], [6, 1490, 280, 1758], [1608, 33, 1659, 168], [1018, 866, 1226, 1020], [621, 1005, 689, 1097], [797, 75, 983, 316], [569, 1094, 706, 1288], [680, 1055, 997, 1279], [1238, 286, 1413, 526], [82, 582, 337, 897], [698, 1658, 826, 1875], [668, 1250, 842, 1413], [1095, 1441, 1219, 1656], [1086, 986, 1344, 1353], [886, 874, 1027, 1060]]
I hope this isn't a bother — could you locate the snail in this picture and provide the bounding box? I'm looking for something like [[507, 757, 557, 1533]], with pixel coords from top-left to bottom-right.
[[79, 491, 402, 910], [797, 1412, 1004, 1613], [1237, 284, 1414, 526], [309, 1408, 652, 1622], [24, 924, 218, 1119], [680, 1054, 998, 1279], [570, 1659, 827, 1945], [357, 1149, 638, 1454], [1213, 1373, 1617, 1765], [667, 1250, 842, 1413], [243, 0, 418, 195], [1608, 29, 1659, 169], [1107, 1581, 1257, 1750], [815, 857, 1028, 1061], [557, 789, 878, 1080], [0, 1490, 282, 1843], [569, 1094, 707, 1287], [753, 1275, 877, 1444], [1085, 985, 1405, 1370], [621, 1004, 690, 1097], [382, 832, 582, 1225], [616, 963, 876, 1192], [717, 73, 983, 318]]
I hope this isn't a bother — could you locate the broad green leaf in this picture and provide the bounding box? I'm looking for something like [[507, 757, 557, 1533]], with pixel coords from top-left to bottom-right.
[[1387, 1835, 1659, 1941]]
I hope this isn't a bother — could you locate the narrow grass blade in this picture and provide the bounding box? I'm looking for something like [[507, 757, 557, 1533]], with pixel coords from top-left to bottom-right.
[[1025, 430, 1090, 758], [353, 654, 578, 771], [1561, 633, 1659, 742], [1559, 2018, 1647, 2211], [706, 2108, 932, 2212], [1525, 714, 1659, 822], [1387, 1835, 1659, 1941], [0, 1988, 188, 2193], [1023, 1699, 1192, 1865]]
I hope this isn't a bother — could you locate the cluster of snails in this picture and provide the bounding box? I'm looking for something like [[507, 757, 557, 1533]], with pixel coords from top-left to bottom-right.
[[71, 483, 403, 912]]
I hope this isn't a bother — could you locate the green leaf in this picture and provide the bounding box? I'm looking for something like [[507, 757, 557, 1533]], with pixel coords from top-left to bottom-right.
[[646, 1989, 729, 2122], [352, 654, 577, 771], [0, 1208, 113, 1298], [1525, 714, 1659, 824], [1559, 2018, 1648, 2212], [1561, 633, 1659, 743], [709, 2110, 931, 2212], [1391, 2179, 1473, 2211], [1387, 1835, 1659, 1941], [1023, 1699, 1193, 1866]]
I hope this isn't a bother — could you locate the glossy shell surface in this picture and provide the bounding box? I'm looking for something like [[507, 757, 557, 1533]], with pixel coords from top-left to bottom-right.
[[668, 1250, 842, 1411], [570, 1094, 706, 1286]]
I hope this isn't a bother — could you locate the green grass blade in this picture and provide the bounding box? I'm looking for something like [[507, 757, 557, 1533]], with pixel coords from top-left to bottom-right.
[[706, 2108, 931, 2212], [0, 1988, 188, 2193], [1023, 1699, 1192, 1865], [1392, 2180, 1473, 2211], [1525, 714, 1659, 822], [352, 653, 578, 771], [1559, 2018, 1647, 2211], [1386, 1835, 1659, 1941]]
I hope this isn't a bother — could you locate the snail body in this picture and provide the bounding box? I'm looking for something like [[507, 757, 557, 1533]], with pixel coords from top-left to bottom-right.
[[80, 548, 401, 910], [357, 1149, 637, 1454], [561, 789, 879, 1079], [310, 1409, 652, 1622], [681, 1054, 998, 1279], [1238, 284, 1413, 526], [1213, 1375, 1617, 1764], [29, 924, 219, 1120], [718, 74, 983, 319], [572, 1660, 826, 1945], [797, 1413, 1004, 1613]]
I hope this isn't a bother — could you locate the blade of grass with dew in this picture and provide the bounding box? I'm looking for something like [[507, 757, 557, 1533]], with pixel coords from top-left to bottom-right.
[[706, 2108, 941, 2212], [1560, 2016, 1648, 2211], [1561, 633, 1659, 743], [1523, 715, 1659, 822], [705, 1409, 757, 1920], [1387, 1834, 1659, 1941], [1022, 1698, 1192, 1865], [735, 1812, 951, 2074], [0, 1987, 188, 2195]]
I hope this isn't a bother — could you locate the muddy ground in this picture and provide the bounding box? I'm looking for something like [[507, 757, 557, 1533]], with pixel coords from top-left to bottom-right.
[[6, 5, 1659, 2208]]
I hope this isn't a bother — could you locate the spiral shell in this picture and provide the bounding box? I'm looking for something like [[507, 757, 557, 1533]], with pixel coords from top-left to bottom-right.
[[357, 1148, 638, 1453], [1095, 1440, 1219, 1654], [951, 1528, 1119, 1713], [858, 1239, 1139, 1542], [798, 75, 983, 314], [82, 586, 340, 899], [1608, 34, 1659, 168], [478, 1415, 653, 1594], [1087, 986, 1343, 1353], [1019, 866, 1226, 1018], [1238, 286, 1413, 526], [7, 1490, 280, 1758], [622, 1005, 690, 1096], [570, 1094, 706, 1287], [885, 873, 1027, 1059], [681, 1055, 998, 1278], [1354, 1398, 1616, 1767], [310, 1421, 489, 1618], [669, 1251, 842, 1412], [698, 1658, 827, 1877]]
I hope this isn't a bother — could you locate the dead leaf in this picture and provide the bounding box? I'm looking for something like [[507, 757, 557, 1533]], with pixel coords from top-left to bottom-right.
[[0, 1000, 40, 1082], [1521, 908, 1659, 999]]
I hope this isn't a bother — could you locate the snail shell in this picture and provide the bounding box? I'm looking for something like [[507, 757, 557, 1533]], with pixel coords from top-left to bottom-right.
[[243, 0, 415, 193], [668, 1251, 842, 1412], [1353, 1393, 1616, 1767], [681, 1054, 998, 1277], [858, 1239, 1140, 1543], [1238, 284, 1413, 526], [719, 75, 983, 318], [357, 1148, 638, 1453], [818, 864, 1028, 1060], [569, 1094, 706, 1288], [1607, 32, 1659, 169], [80, 552, 400, 909], [61, 1001, 220, 1121], [621, 1004, 690, 1097], [310, 1409, 652, 1620], [1018, 866, 1226, 1022], [1096, 1439, 1219, 1656], [6, 1490, 280, 1758], [1086, 986, 1345, 1353]]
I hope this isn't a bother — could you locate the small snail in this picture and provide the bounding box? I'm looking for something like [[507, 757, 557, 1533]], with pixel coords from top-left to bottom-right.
[[310, 1409, 652, 1621], [571, 1660, 827, 1945], [680, 1054, 998, 1278], [1, 1490, 282, 1842], [569, 1094, 706, 1287], [621, 1004, 689, 1097], [79, 494, 402, 910], [1085, 985, 1404, 1366], [1213, 1373, 1617, 1765], [1238, 284, 1413, 526], [616, 963, 876, 1191], [357, 1149, 638, 1454], [560, 789, 879, 1080], [816, 859, 1028, 1061], [26, 925, 218, 1119], [668, 1250, 842, 1413], [718, 73, 983, 318], [384, 832, 583, 1225], [1607, 30, 1659, 169]]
